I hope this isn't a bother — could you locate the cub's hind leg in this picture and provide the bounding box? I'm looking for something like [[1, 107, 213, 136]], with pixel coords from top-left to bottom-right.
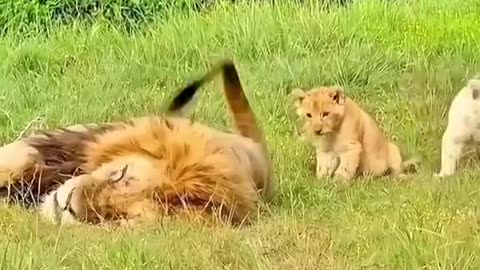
[[386, 142, 403, 177]]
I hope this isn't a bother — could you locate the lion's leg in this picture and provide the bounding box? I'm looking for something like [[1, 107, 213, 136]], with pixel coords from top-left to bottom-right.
[[39, 174, 92, 225], [0, 140, 43, 188], [40, 157, 162, 225], [0, 123, 106, 188]]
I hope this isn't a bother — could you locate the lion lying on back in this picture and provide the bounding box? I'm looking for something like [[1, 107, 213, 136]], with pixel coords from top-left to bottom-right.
[[0, 60, 275, 226], [291, 86, 418, 181]]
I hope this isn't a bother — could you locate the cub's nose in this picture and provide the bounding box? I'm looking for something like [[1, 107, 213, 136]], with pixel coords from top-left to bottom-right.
[[314, 130, 322, 135]]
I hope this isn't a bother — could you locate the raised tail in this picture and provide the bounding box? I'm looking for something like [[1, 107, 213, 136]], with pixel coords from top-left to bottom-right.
[[167, 60, 265, 145], [166, 60, 273, 200]]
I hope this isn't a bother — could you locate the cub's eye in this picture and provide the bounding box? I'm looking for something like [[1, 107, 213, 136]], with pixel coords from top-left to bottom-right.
[[306, 113, 312, 118], [322, 112, 330, 118]]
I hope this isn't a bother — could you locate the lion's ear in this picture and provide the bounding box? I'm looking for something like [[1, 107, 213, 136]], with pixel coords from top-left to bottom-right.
[[329, 86, 345, 105]]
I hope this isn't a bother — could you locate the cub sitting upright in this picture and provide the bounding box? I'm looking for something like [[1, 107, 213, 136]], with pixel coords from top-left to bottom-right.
[[290, 86, 418, 181]]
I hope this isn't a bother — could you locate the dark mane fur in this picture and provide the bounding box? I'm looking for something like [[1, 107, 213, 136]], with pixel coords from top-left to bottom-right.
[[0, 124, 115, 207]]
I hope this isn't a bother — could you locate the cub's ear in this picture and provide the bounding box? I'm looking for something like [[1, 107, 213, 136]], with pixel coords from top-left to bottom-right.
[[290, 88, 306, 104], [467, 78, 480, 100], [329, 86, 345, 105], [289, 88, 307, 116]]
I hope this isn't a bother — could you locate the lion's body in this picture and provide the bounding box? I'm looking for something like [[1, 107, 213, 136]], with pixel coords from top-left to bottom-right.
[[291, 86, 417, 181], [0, 60, 274, 226]]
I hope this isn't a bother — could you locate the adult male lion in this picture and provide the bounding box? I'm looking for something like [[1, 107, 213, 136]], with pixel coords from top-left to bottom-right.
[[0, 60, 275, 226]]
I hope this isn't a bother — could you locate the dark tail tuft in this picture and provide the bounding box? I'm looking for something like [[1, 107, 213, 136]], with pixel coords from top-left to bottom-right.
[[166, 61, 228, 113], [167, 79, 204, 112]]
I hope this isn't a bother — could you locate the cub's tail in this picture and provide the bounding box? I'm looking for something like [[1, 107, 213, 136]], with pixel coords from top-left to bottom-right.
[[402, 155, 421, 174], [399, 145, 421, 174], [389, 142, 420, 175]]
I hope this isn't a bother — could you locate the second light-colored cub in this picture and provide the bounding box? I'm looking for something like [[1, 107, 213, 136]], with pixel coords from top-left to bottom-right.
[[436, 78, 480, 177]]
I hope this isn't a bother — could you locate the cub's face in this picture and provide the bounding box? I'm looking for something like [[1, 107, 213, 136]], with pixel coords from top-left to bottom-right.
[[291, 86, 346, 137]]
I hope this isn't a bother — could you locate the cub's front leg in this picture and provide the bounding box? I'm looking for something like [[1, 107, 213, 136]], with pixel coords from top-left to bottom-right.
[[315, 150, 339, 179], [333, 141, 362, 181]]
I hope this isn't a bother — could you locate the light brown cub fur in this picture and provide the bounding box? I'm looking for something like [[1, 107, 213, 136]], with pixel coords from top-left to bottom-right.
[[0, 60, 274, 226], [291, 86, 418, 181]]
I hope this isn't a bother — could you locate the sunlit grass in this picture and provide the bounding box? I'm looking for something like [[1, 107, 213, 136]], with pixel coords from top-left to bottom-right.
[[1, 0, 480, 268]]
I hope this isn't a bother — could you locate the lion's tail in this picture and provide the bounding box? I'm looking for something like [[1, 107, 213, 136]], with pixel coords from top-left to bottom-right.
[[168, 60, 266, 146], [166, 60, 273, 199]]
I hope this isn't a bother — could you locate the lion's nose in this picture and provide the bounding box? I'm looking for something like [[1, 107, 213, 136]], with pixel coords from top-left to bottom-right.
[[314, 130, 322, 135]]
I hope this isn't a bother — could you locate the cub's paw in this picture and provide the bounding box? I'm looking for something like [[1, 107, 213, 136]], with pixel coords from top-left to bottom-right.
[[434, 172, 451, 178]]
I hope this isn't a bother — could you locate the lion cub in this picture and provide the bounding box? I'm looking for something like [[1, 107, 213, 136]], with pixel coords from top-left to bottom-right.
[[436, 78, 480, 177], [291, 86, 417, 181]]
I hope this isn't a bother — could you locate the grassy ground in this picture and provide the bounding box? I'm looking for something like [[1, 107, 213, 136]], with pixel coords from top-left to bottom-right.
[[1, 0, 480, 268]]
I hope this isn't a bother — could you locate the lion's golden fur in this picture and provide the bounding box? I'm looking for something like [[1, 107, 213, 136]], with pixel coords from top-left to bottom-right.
[[62, 116, 260, 224], [291, 86, 418, 181], [0, 60, 274, 226]]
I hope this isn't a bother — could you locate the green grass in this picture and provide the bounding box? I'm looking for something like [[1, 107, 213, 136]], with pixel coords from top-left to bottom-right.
[[1, 0, 480, 268]]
